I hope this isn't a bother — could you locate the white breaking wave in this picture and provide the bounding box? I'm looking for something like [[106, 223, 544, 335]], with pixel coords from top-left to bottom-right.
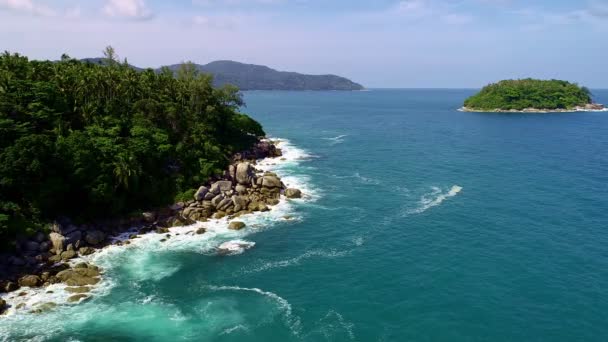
[[407, 185, 463, 215], [205, 285, 302, 336], [217, 240, 256, 256]]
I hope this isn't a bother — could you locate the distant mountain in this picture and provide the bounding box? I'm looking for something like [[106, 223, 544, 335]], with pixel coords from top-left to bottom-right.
[[81, 58, 363, 91], [164, 61, 364, 91]]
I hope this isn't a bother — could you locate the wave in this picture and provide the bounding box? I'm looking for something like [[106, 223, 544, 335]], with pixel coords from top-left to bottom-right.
[[205, 285, 302, 336], [406, 185, 463, 215], [242, 249, 351, 275]]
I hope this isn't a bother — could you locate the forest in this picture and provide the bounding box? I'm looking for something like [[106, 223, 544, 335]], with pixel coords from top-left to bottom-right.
[[0, 47, 264, 245], [464, 79, 592, 111]]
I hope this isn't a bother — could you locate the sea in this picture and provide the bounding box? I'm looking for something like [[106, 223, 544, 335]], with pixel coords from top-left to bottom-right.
[[1, 89, 608, 341]]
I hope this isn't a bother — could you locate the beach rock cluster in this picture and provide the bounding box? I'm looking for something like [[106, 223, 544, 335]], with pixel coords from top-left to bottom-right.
[[0, 140, 303, 312]]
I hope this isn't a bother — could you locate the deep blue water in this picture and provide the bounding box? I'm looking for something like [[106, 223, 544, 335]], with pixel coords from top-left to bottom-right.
[[2, 89, 608, 341]]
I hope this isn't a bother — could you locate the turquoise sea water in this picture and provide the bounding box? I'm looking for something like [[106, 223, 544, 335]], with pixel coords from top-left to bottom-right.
[[2, 89, 608, 341]]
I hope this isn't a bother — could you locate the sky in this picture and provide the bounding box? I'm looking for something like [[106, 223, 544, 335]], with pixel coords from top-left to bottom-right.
[[0, 0, 607, 88]]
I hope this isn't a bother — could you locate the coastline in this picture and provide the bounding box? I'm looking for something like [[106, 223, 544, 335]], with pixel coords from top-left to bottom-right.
[[0, 138, 312, 318], [459, 105, 608, 113]]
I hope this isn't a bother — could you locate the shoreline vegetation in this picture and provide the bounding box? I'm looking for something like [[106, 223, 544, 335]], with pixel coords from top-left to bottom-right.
[[0, 47, 301, 315], [462, 79, 605, 113]]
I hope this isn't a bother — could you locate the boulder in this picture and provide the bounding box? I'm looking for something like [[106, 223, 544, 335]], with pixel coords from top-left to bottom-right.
[[61, 250, 77, 261], [39, 241, 51, 252], [79, 247, 95, 256], [232, 196, 250, 212], [66, 286, 90, 294], [56, 268, 101, 286], [65, 230, 82, 245], [262, 175, 283, 188], [49, 232, 66, 254], [4, 281, 19, 293], [211, 194, 224, 207], [0, 298, 6, 314], [24, 240, 40, 252], [210, 181, 233, 194], [194, 186, 209, 201], [195, 228, 206, 235], [228, 221, 246, 230], [236, 163, 254, 185], [235, 184, 247, 194], [203, 192, 215, 201], [142, 212, 156, 223], [285, 188, 302, 199], [18, 275, 41, 287], [217, 197, 233, 211], [68, 294, 89, 303], [85, 230, 106, 246], [30, 302, 57, 314]]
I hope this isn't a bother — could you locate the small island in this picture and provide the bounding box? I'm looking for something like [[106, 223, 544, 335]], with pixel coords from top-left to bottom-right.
[[461, 79, 605, 113]]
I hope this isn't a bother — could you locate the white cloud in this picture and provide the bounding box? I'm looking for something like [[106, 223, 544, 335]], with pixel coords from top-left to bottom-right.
[[103, 0, 153, 20], [0, 0, 55, 16]]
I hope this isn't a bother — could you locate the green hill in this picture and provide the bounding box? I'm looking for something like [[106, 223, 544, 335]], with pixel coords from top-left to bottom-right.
[[463, 79, 593, 111]]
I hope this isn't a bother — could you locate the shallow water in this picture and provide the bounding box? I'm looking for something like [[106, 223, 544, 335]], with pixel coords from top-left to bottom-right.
[[2, 89, 608, 341]]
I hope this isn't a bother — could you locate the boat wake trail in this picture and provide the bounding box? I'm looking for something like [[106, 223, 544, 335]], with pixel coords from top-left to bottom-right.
[[322, 135, 348, 145], [406, 185, 463, 215]]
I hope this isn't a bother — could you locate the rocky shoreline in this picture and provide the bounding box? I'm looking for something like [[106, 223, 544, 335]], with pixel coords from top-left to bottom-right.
[[459, 103, 606, 113], [0, 139, 303, 316]]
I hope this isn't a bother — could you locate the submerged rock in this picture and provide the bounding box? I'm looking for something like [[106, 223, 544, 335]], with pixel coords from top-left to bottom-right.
[[56, 268, 101, 286], [65, 286, 90, 294], [30, 302, 57, 314], [68, 294, 89, 303]]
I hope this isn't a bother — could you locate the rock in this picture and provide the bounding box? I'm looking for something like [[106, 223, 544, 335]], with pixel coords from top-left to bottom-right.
[[39, 241, 51, 252], [4, 281, 19, 293], [211, 194, 224, 207], [169, 203, 184, 211], [79, 247, 95, 256], [85, 230, 106, 246], [56, 268, 100, 286], [49, 232, 66, 254], [194, 186, 209, 201], [66, 286, 90, 294], [228, 164, 236, 180], [213, 211, 227, 219], [195, 228, 206, 235], [285, 188, 302, 199], [18, 275, 41, 287], [203, 192, 215, 201], [48, 255, 62, 263], [24, 240, 40, 252], [73, 262, 88, 269], [232, 195, 250, 212], [236, 163, 254, 185], [235, 184, 247, 194], [228, 221, 246, 230], [210, 181, 233, 194], [217, 197, 233, 211], [34, 231, 46, 243], [68, 294, 89, 303], [65, 230, 82, 245], [156, 227, 170, 234], [61, 250, 77, 261], [262, 175, 283, 188], [31, 302, 57, 314], [0, 298, 6, 314], [142, 212, 156, 223], [51, 222, 78, 235], [66, 243, 74, 252]]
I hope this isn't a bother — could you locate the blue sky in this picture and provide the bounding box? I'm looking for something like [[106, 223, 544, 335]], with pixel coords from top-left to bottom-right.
[[0, 0, 607, 88]]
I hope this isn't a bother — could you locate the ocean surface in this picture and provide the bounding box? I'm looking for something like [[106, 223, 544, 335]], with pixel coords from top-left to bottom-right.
[[2, 89, 608, 341]]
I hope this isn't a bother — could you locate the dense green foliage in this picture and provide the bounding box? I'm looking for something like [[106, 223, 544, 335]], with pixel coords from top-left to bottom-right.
[[0, 49, 264, 243], [464, 79, 592, 110]]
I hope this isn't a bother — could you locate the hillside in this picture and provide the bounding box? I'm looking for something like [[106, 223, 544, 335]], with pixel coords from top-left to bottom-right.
[[165, 60, 364, 91], [463, 79, 596, 112], [82, 58, 363, 91]]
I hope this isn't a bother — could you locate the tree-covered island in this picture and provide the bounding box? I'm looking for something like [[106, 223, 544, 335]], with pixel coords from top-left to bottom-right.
[[462, 79, 605, 112]]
